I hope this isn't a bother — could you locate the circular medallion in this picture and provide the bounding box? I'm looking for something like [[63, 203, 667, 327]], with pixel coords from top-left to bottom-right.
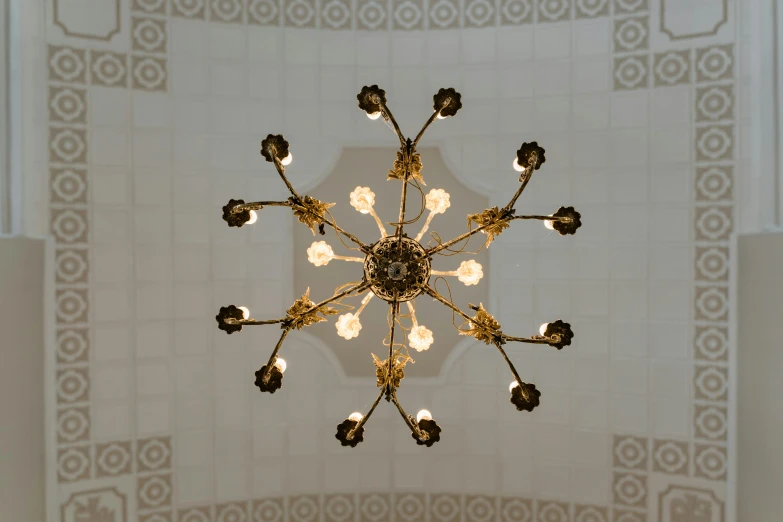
[[364, 236, 430, 302]]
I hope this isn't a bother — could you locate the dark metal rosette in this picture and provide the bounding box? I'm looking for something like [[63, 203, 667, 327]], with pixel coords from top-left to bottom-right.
[[357, 85, 387, 116], [216, 305, 244, 334], [433, 87, 462, 117], [254, 364, 283, 393], [510, 381, 541, 412], [516, 141, 546, 171], [543, 320, 573, 350], [222, 199, 251, 228], [335, 419, 364, 447], [551, 206, 581, 236], [260, 134, 290, 163], [413, 418, 441, 447]]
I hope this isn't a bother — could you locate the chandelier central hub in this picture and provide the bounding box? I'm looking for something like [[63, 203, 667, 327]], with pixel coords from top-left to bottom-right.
[[364, 236, 431, 302]]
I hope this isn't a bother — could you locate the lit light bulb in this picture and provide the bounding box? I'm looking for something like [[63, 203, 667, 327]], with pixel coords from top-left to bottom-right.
[[247, 210, 258, 225], [281, 153, 293, 166], [436, 113, 446, 120], [336, 313, 362, 340], [539, 323, 549, 336], [349, 412, 363, 422], [367, 111, 382, 120], [275, 358, 287, 373], [307, 241, 335, 267], [416, 409, 432, 422], [513, 158, 525, 172], [350, 186, 376, 214], [509, 381, 519, 393], [409, 325, 434, 352], [425, 188, 451, 214], [238, 306, 250, 319], [456, 260, 483, 286], [544, 215, 555, 230]]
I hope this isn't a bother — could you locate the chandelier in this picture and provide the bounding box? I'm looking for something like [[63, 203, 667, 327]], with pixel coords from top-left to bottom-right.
[[217, 86, 581, 448]]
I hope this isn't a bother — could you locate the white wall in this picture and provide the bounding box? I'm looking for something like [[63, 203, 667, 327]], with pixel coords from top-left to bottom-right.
[[0, 237, 47, 522]]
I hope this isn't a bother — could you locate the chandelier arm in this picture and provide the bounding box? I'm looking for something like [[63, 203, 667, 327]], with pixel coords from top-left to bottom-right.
[[414, 211, 436, 242], [332, 255, 365, 263], [413, 109, 442, 148], [231, 201, 292, 213], [223, 318, 287, 327], [510, 215, 570, 223], [386, 298, 399, 395], [405, 301, 418, 327], [346, 387, 386, 441], [504, 162, 535, 211], [430, 269, 459, 277], [390, 389, 426, 441], [381, 103, 407, 148], [272, 157, 302, 201], [424, 221, 497, 257], [395, 172, 410, 243], [368, 208, 388, 238], [500, 334, 552, 345], [260, 328, 292, 384], [301, 280, 374, 317], [492, 339, 527, 390], [422, 285, 474, 325]]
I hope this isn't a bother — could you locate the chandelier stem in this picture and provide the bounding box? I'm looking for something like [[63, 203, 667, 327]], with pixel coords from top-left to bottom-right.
[[346, 388, 385, 441], [510, 215, 570, 223], [263, 328, 291, 384], [422, 285, 473, 325], [386, 299, 399, 395], [396, 174, 410, 244], [356, 293, 373, 316], [405, 301, 418, 327], [504, 161, 535, 211], [501, 335, 551, 345], [224, 318, 286, 327], [492, 339, 525, 392], [430, 269, 459, 277]]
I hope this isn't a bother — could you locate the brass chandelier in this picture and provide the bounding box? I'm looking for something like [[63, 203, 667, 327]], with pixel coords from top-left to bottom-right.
[[217, 86, 581, 447]]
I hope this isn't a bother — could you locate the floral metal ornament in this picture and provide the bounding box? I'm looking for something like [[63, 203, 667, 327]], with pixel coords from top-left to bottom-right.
[[216, 86, 583, 447], [510, 382, 541, 412]]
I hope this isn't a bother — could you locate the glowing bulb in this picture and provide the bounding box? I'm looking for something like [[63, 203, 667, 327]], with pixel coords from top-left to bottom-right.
[[425, 188, 451, 214], [336, 313, 362, 340], [513, 158, 525, 172], [416, 409, 432, 422], [539, 323, 549, 336], [544, 215, 555, 230], [247, 210, 258, 225], [275, 358, 287, 374], [307, 241, 334, 267], [509, 381, 520, 393], [350, 186, 376, 214], [436, 113, 446, 120], [409, 325, 434, 352], [367, 111, 382, 120], [456, 260, 483, 286], [238, 306, 250, 319], [349, 412, 363, 422], [281, 153, 293, 166]]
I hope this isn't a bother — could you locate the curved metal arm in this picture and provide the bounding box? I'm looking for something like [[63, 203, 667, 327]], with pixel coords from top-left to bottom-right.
[[301, 280, 373, 318], [346, 387, 385, 441], [231, 201, 292, 213], [381, 103, 407, 148], [390, 389, 426, 441], [272, 156, 301, 201], [413, 110, 441, 148], [223, 317, 287, 327], [261, 328, 292, 383]]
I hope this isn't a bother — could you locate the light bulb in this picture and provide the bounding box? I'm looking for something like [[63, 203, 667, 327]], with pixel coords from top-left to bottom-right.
[[513, 158, 525, 172], [349, 412, 363, 422], [307, 241, 334, 267], [350, 186, 376, 214], [425, 188, 451, 214], [238, 306, 250, 319], [456, 260, 483, 286], [247, 210, 258, 225], [539, 323, 549, 336], [436, 113, 446, 120], [544, 215, 555, 230], [416, 409, 432, 422], [509, 381, 519, 393], [281, 153, 293, 166], [367, 111, 382, 120], [336, 313, 362, 340], [275, 358, 287, 373], [409, 325, 434, 352]]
